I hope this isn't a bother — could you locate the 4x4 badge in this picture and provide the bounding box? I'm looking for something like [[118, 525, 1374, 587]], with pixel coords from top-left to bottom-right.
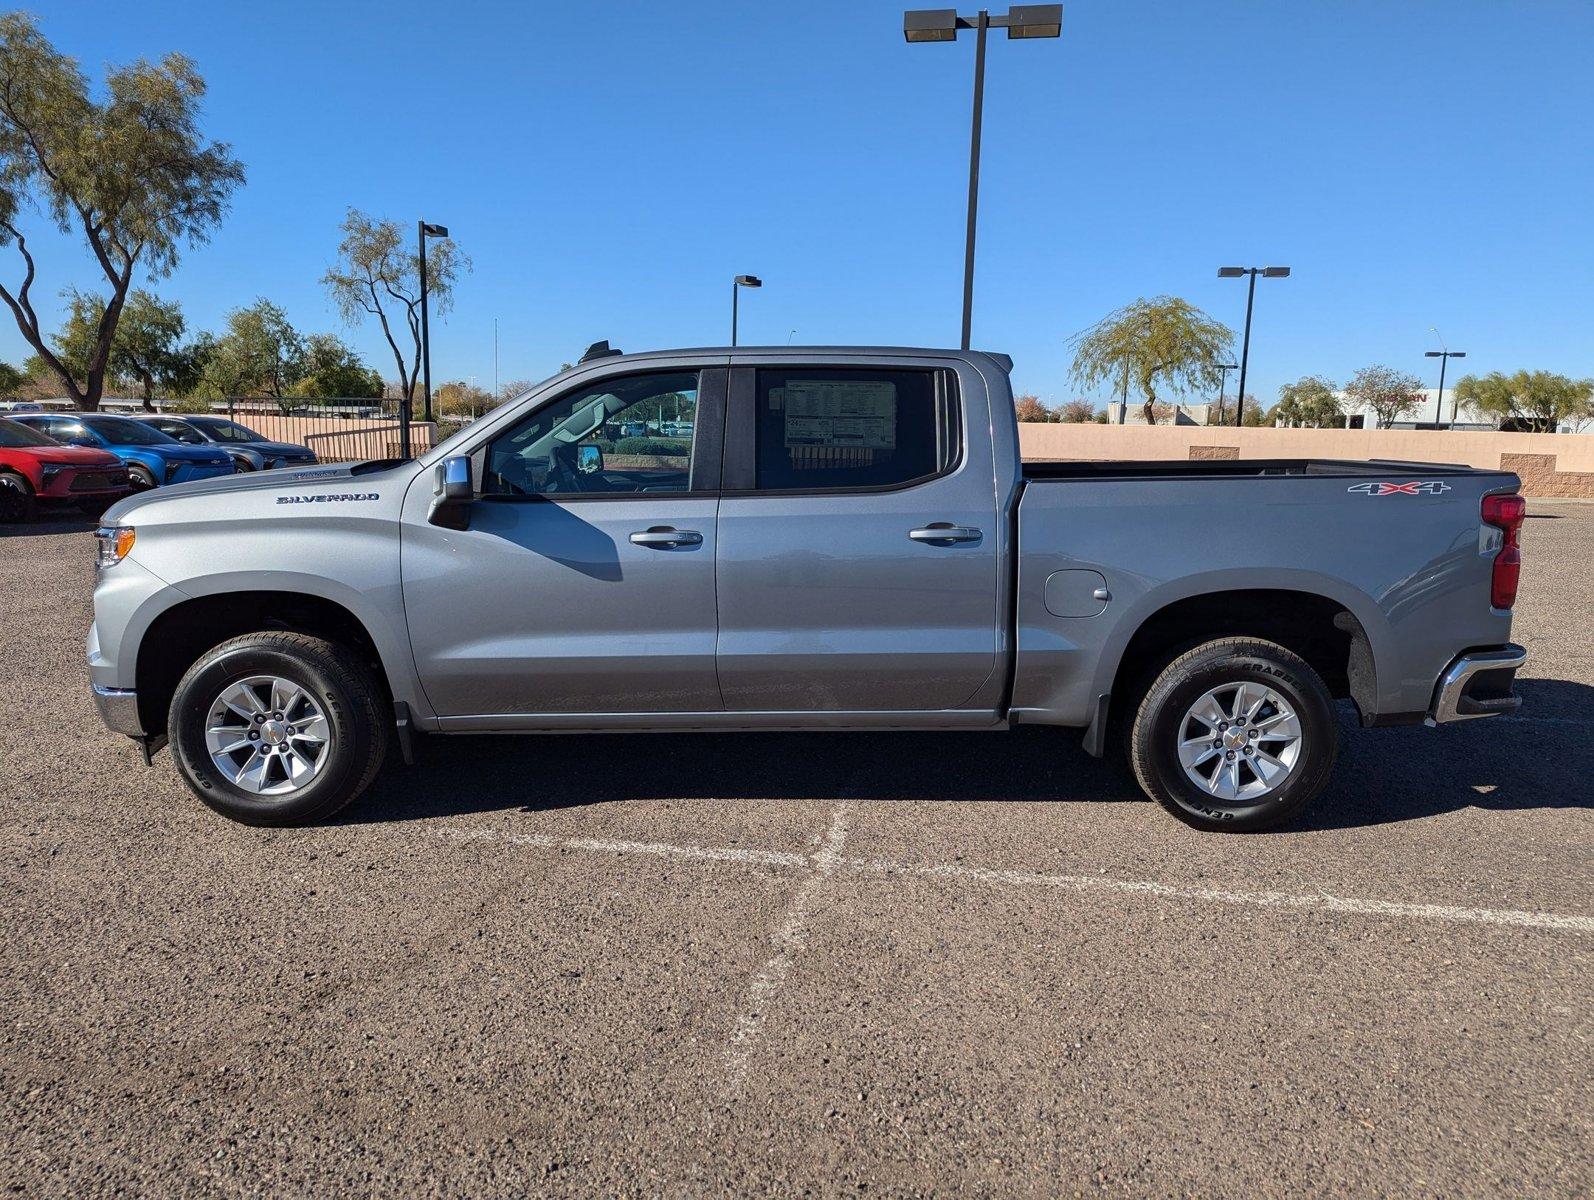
[[1347, 481, 1452, 496]]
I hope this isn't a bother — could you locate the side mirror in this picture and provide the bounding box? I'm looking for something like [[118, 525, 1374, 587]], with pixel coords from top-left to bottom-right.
[[428, 455, 474, 529], [576, 444, 604, 474]]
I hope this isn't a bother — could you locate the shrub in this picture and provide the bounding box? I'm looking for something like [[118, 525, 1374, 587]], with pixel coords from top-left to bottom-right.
[[614, 437, 688, 456]]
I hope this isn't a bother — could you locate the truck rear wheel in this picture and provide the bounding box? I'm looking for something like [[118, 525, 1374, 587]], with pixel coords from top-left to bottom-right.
[[1129, 637, 1337, 832], [167, 632, 389, 826]]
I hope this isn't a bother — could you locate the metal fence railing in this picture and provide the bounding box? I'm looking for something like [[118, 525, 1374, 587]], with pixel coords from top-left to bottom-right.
[[215, 399, 438, 463]]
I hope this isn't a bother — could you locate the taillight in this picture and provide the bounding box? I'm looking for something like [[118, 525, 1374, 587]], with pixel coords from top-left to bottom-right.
[[1482, 493, 1526, 609]]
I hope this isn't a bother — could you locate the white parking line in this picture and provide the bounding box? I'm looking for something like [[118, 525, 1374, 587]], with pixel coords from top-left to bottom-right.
[[429, 825, 1594, 935], [719, 802, 854, 1100]]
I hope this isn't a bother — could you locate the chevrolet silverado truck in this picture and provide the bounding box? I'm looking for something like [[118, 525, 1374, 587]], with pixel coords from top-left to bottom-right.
[[86, 345, 1528, 831]]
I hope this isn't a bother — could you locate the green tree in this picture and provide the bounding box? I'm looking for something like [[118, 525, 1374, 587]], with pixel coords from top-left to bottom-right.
[[1273, 375, 1343, 428], [113, 290, 186, 407], [289, 332, 382, 399], [1229, 395, 1272, 427], [1057, 399, 1097, 423], [1452, 370, 1594, 433], [1069, 296, 1233, 425], [0, 357, 20, 395], [0, 14, 244, 409], [1343, 365, 1424, 428], [206, 298, 303, 404], [1013, 394, 1055, 422], [322, 209, 469, 421]]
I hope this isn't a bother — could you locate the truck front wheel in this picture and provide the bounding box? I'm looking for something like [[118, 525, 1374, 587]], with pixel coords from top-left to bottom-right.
[[167, 632, 389, 826], [1129, 637, 1338, 832]]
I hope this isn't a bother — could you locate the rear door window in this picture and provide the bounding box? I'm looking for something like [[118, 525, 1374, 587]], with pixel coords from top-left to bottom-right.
[[751, 368, 956, 492]]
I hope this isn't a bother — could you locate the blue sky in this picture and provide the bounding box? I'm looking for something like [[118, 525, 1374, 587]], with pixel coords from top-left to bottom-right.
[[10, 0, 1593, 405]]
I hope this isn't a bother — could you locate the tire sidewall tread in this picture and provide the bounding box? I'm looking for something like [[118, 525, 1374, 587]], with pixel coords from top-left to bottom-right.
[[1129, 636, 1338, 833], [168, 631, 389, 827]]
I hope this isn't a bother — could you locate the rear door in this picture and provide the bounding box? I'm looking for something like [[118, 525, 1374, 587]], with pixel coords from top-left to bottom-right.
[[714, 357, 1002, 712]]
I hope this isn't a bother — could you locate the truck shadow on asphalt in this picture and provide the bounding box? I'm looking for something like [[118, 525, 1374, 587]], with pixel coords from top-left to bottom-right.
[[342, 677, 1592, 832]]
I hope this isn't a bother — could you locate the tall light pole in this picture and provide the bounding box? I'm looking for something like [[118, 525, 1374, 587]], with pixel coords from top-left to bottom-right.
[[1425, 328, 1466, 427], [1218, 265, 1290, 426], [904, 6, 1062, 350], [731, 274, 761, 346], [1215, 361, 1238, 425], [418, 221, 450, 437]]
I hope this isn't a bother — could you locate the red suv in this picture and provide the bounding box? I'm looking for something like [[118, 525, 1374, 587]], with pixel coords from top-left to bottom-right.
[[0, 417, 132, 521]]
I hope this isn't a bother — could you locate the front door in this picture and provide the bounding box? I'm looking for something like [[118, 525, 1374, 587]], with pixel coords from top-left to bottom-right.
[[402, 367, 725, 718], [713, 361, 1002, 712]]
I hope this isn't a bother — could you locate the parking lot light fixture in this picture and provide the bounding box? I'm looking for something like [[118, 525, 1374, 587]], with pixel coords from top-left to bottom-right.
[[416, 220, 452, 448], [903, 6, 1062, 351], [731, 274, 762, 347], [1425, 339, 1467, 427], [1218, 265, 1291, 426]]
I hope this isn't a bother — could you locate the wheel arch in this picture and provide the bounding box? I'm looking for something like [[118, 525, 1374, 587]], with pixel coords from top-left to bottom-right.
[[1102, 584, 1381, 729], [132, 583, 416, 736]]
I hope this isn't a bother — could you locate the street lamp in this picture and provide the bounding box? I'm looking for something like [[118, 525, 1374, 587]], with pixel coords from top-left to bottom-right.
[[1215, 361, 1238, 424], [731, 274, 761, 347], [1425, 328, 1466, 427], [1217, 265, 1289, 426], [417, 221, 451, 446], [904, 6, 1063, 350]]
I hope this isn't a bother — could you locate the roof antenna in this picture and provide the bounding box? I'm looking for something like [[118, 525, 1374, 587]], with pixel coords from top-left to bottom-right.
[[579, 340, 623, 364]]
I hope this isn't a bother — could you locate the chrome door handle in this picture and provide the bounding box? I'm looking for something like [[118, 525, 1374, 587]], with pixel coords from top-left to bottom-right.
[[909, 525, 982, 545], [629, 527, 703, 548]]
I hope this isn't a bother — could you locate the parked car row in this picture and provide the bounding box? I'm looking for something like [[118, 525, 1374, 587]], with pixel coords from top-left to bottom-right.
[[0, 413, 317, 523]]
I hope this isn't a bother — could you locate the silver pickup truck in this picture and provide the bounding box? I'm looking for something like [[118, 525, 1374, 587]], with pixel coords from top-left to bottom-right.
[[87, 345, 1528, 831]]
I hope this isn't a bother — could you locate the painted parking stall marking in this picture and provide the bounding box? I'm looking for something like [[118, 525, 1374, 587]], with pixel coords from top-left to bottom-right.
[[428, 824, 1594, 935]]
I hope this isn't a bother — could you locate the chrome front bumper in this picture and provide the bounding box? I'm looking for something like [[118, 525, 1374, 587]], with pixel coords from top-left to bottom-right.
[[1427, 644, 1528, 726], [91, 683, 145, 738]]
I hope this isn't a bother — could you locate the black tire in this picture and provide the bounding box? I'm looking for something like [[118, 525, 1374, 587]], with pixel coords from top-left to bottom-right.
[[1129, 637, 1338, 832], [168, 632, 389, 826], [127, 464, 158, 492], [0, 471, 36, 523]]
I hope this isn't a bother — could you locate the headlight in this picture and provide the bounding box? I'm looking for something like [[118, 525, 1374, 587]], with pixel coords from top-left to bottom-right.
[[40, 463, 69, 486], [94, 525, 135, 570]]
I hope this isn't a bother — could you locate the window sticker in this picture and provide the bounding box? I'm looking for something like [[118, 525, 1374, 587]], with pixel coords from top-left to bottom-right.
[[779, 380, 898, 449]]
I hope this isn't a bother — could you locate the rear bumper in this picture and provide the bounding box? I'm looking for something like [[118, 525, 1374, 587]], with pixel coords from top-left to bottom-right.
[[91, 682, 144, 737], [1426, 644, 1527, 725]]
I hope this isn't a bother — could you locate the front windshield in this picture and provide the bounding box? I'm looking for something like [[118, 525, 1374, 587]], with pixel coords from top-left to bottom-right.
[[84, 416, 178, 446], [0, 418, 59, 449], [193, 418, 266, 443]]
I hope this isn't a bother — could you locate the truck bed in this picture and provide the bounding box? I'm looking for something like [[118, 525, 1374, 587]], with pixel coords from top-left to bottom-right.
[[1022, 458, 1493, 481]]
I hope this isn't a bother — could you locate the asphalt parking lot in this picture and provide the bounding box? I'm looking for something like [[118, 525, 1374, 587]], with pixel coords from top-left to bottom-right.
[[2, 505, 1590, 1197]]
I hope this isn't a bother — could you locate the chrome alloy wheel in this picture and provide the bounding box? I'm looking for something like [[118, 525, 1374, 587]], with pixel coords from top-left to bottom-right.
[[1177, 682, 1303, 802], [204, 675, 332, 795]]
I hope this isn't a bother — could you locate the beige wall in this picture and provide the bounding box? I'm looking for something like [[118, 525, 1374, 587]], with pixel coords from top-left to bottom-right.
[[1018, 424, 1594, 497], [229, 415, 440, 461]]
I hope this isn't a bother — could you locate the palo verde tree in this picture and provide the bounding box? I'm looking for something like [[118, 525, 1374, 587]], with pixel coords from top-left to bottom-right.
[[1452, 370, 1594, 433], [1068, 296, 1233, 425], [1342, 364, 1425, 428], [322, 208, 469, 421], [1273, 375, 1343, 428], [0, 13, 244, 410]]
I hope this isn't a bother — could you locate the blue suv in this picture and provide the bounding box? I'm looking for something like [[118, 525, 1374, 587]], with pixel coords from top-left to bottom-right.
[[12, 412, 234, 491]]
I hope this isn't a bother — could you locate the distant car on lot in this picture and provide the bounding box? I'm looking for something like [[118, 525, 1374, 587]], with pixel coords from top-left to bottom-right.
[[0, 417, 131, 521], [9, 412, 233, 492], [133, 414, 317, 472]]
